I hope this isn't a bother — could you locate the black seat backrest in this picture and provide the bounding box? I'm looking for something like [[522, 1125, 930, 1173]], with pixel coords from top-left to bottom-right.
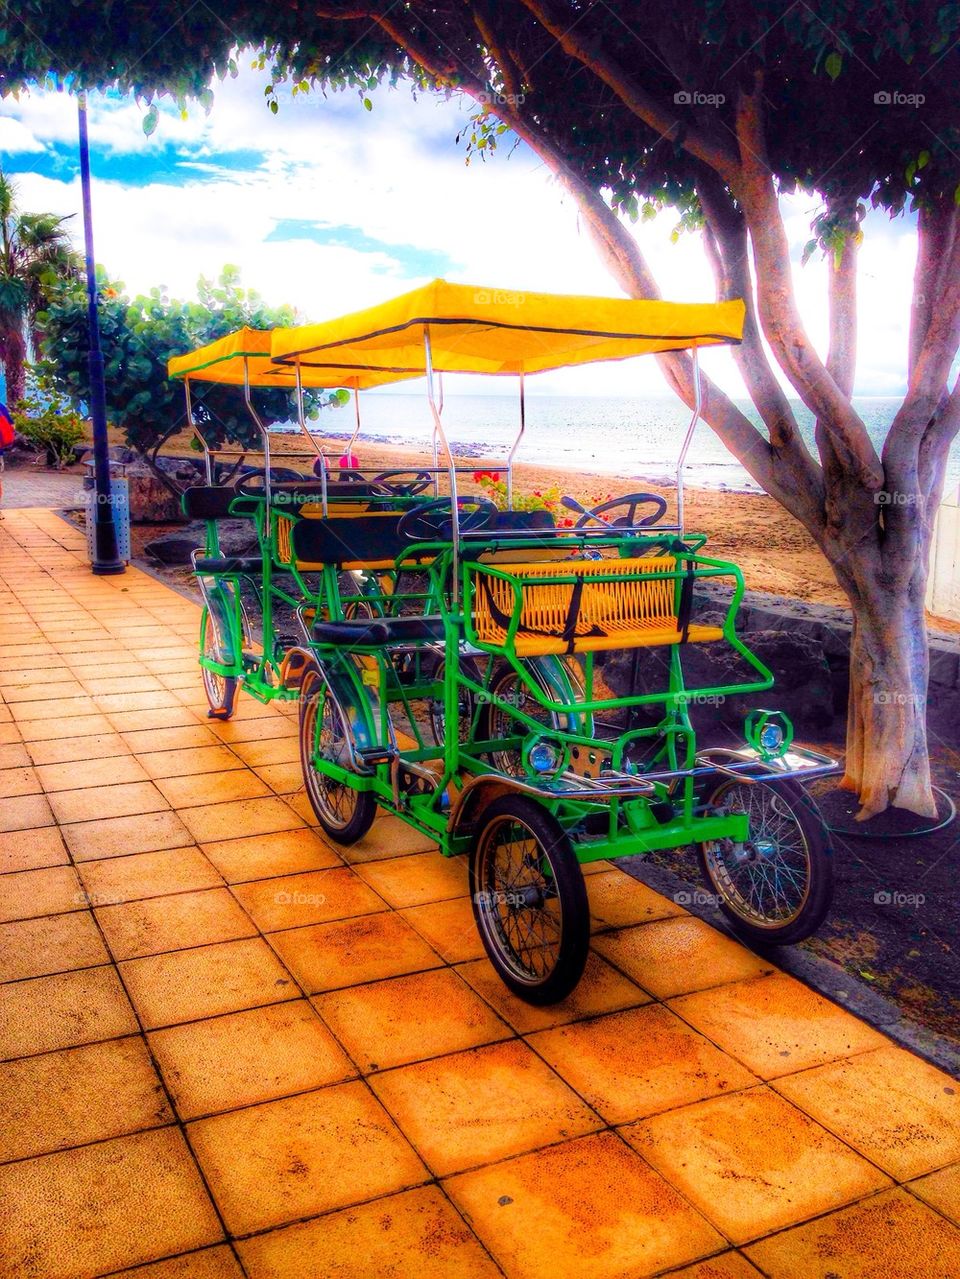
[[181, 485, 254, 520], [290, 514, 408, 566], [268, 480, 383, 508], [491, 509, 556, 531]]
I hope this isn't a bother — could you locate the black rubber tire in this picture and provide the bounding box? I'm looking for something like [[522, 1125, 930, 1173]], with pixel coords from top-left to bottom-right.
[[697, 777, 833, 945], [299, 669, 377, 844], [200, 608, 238, 719], [469, 794, 589, 1004]]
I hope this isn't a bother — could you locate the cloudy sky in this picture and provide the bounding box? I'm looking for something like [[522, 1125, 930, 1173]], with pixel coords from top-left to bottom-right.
[[0, 64, 920, 399]]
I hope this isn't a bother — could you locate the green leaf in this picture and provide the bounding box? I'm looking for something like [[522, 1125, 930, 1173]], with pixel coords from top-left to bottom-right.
[[363, 96, 373, 111], [142, 104, 159, 137], [917, 149, 930, 169], [825, 51, 843, 80]]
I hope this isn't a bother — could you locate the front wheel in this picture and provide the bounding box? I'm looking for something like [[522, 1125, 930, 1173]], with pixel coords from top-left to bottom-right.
[[200, 608, 238, 719], [299, 669, 377, 844], [469, 795, 589, 1004], [697, 778, 833, 945]]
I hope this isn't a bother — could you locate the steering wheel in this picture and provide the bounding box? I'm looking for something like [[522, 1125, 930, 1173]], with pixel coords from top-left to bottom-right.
[[397, 495, 498, 542], [575, 492, 668, 529], [236, 466, 307, 496], [373, 469, 434, 497]]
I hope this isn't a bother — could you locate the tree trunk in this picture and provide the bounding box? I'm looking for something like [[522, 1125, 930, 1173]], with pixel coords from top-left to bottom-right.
[[3, 330, 26, 405], [838, 552, 936, 819]]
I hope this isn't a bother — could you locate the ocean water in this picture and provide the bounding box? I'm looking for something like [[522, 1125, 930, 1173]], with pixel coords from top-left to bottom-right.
[[278, 393, 960, 496]]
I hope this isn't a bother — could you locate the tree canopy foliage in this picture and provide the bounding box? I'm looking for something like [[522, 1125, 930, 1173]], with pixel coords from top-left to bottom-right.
[[39, 265, 344, 475]]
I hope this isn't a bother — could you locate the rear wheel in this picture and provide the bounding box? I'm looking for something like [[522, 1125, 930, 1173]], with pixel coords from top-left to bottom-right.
[[697, 778, 833, 944], [299, 669, 376, 844], [200, 607, 238, 719], [482, 661, 561, 777], [469, 795, 589, 1004]]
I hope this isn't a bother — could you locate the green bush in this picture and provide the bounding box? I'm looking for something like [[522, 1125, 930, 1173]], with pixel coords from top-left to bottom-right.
[[12, 366, 85, 468]]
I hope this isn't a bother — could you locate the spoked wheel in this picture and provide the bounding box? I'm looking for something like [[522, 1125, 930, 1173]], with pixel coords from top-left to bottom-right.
[[200, 608, 238, 719], [469, 795, 589, 1004], [482, 661, 560, 777], [698, 778, 833, 944], [299, 669, 376, 844]]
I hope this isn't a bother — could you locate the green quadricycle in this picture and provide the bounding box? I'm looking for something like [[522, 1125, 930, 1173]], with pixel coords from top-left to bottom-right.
[[172, 281, 840, 1005]]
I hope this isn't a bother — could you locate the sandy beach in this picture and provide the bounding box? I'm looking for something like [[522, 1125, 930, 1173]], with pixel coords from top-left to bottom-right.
[[125, 424, 957, 631], [254, 431, 848, 605]]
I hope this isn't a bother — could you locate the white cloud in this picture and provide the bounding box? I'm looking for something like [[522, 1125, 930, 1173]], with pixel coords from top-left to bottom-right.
[[0, 116, 45, 153]]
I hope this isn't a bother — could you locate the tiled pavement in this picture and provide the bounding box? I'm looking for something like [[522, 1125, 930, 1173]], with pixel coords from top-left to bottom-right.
[[1, 506, 959, 1279]]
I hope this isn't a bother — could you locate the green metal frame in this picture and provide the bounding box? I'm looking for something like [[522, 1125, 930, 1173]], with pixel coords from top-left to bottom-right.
[[299, 525, 835, 869]]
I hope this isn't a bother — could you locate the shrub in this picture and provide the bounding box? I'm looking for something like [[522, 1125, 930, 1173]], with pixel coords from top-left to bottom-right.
[[12, 365, 85, 468]]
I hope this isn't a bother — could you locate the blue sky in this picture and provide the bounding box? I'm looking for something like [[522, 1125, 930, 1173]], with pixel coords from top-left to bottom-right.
[[0, 65, 920, 399]]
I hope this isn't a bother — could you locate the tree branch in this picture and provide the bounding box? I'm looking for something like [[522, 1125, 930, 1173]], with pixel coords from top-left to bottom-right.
[[909, 200, 957, 378], [696, 170, 808, 453], [517, 0, 738, 180], [731, 82, 883, 490], [826, 228, 858, 399]]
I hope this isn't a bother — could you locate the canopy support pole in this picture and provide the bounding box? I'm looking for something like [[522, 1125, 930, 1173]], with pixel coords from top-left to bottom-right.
[[184, 380, 212, 484], [424, 329, 459, 605], [676, 347, 702, 536], [346, 387, 362, 462], [243, 358, 271, 508], [431, 372, 445, 496], [295, 360, 327, 515], [506, 369, 526, 511]]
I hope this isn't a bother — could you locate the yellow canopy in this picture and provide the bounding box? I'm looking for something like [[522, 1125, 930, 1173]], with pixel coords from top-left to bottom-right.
[[270, 280, 744, 376], [167, 326, 415, 389]]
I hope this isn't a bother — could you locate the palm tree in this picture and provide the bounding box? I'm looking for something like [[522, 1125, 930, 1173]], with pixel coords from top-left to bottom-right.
[[0, 171, 80, 405]]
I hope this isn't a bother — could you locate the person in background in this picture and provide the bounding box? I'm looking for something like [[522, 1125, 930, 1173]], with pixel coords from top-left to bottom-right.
[[0, 402, 14, 518], [312, 451, 361, 479]]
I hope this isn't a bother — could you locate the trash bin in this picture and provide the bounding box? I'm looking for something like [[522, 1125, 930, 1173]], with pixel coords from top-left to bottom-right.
[[83, 461, 131, 564]]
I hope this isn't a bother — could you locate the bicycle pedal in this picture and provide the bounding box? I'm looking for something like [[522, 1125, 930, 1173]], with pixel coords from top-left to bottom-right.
[[357, 747, 396, 767]]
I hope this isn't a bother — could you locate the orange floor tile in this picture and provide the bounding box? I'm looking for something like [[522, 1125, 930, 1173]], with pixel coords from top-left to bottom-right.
[[1, 508, 959, 1278]]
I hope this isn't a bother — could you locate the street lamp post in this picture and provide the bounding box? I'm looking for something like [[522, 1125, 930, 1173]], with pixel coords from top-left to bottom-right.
[[77, 92, 124, 575]]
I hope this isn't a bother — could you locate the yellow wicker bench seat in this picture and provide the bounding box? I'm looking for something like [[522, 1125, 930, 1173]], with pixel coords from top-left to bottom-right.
[[471, 556, 724, 656]]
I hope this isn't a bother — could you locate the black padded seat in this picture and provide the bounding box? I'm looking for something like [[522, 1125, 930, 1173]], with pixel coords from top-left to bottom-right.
[[194, 555, 262, 574], [182, 486, 240, 520], [312, 615, 446, 646], [291, 514, 408, 566]]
